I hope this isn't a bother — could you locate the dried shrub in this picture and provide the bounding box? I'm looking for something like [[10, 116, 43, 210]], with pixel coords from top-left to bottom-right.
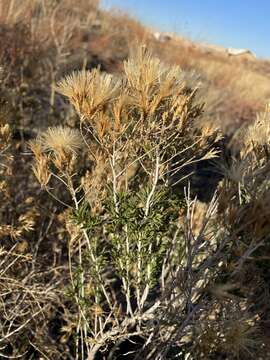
[[30, 47, 265, 360]]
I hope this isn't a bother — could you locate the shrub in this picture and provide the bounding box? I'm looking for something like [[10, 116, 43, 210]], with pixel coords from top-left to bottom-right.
[[30, 47, 250, 359]]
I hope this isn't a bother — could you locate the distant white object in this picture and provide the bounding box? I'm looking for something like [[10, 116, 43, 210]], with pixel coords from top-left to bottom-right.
[[200, 43, 256, 59], [153, 31, 172, 42], [153, 32, 161, 40], [227, 48, 256, 57]]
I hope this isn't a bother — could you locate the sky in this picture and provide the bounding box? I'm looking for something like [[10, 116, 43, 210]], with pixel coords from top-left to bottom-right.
[[101, 0, 270, 59]]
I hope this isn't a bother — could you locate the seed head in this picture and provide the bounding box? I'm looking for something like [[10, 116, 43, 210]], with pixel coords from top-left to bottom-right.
[[40, 126, 82, 156], [245, 103, 270, 147], [124, 46, 183, 112], [55, 69, 120, 119]]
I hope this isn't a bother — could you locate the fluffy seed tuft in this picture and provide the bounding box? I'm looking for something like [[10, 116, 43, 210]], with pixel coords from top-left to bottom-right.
[[40, 126, 82, 155], [55, 69, 121, 119]]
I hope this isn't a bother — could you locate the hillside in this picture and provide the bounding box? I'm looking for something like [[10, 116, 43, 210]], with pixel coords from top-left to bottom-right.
[[1, 0, 270, 135]]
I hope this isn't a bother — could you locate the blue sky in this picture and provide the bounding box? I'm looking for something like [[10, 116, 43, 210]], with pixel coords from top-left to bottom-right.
[[101, 0, 270, 59]]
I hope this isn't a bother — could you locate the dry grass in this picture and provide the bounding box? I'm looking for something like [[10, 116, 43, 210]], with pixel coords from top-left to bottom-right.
[[150, 37, 270, 131]]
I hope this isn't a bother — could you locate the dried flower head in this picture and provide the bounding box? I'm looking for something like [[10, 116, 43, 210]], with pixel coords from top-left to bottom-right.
[[40, 126, 82, 156], [32, 155, 51, 188], [55, 69, 121, 119], [245, 103, 270, 147], [219, 157, 249, 184], [222, 319, 259, 357], [0, 123, 11, 148], [124, 46, 181, 89], [124, 46, 183, 112]]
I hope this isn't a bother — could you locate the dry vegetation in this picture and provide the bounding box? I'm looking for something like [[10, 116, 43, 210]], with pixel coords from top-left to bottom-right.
[[1, 0, 270, 359]]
